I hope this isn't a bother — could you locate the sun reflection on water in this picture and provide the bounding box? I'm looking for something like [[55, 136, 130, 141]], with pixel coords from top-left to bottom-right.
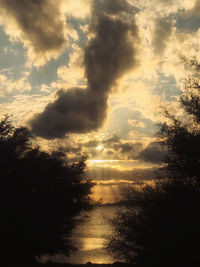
[[68, 205, 120, 264]]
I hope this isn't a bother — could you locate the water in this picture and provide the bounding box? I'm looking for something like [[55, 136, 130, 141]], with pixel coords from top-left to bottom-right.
[[68, 205, 121, 264]]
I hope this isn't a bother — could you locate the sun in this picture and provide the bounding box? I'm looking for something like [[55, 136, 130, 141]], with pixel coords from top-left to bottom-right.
[[96, 144, 103, 150]]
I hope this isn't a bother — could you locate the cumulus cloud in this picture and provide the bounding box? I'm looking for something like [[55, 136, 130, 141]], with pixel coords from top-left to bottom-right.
[[52, 44, 85, 89], [30, 0, 140, 139], [0, 94, 52, 127], [0, 74, 31, 97], [0, 0, 68, 66], [30, 88, 108, 138], [61, 0, 91, 19]]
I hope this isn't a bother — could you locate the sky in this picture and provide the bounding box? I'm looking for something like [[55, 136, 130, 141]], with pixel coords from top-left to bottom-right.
[[0, 0, 199, 203]]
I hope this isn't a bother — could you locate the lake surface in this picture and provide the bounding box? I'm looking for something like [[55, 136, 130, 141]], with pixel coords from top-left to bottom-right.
[[68, 205, 123, 264]]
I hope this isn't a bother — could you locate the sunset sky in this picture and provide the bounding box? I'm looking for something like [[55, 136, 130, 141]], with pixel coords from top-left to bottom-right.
[[0, 0, 199, 203]]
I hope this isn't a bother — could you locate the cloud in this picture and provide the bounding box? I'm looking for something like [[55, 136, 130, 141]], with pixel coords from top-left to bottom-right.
[[52, 44, 85, 89], [0, 0, 68, 66], [0, 74, 31, 97], [184, 0, 200, 17], [95, 180, 134, 187], [0, 93, 53, 129], [175, 0, 200, 33], [30, 0, 140, 139], [119, 142, 141, 154], [30, 88, 108, 138], [103, 135, 120, 144], [77, 134, 144, 160], [137, 141, 168, 163], [84, 140, 99, 148], [86, 165, 159, 181], [152, 17, 174, 55], [107, 139, 143, 156], [61, 0, 91, 19], [78, 136, 166, 163]]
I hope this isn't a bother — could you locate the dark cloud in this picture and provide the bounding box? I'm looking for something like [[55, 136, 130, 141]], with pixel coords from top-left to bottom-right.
[[0, 0, 67, 55], [103, 135, 120, 145], [152, 17, 173, 55], [63, 145, 81, 154], [119, 142, 142, 154], [110, 141, 143, 157], [30, 0, 139, 139], [84, 139, 99, 148], [175, 1, 200, 33], [137, 142, 168, 163], [101, 0, 137, 14], [103, 135, 143, 156], [31, 88, 107, 138], [118, 143, 133, 153], [189, 0, 200, 16], [106, 149, 114, 155]]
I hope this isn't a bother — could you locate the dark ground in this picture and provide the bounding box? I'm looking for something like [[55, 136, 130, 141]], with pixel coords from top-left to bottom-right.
[[57, 266, 124, 267], [3, 264, 134, 267], [5, 263, 195, 267]]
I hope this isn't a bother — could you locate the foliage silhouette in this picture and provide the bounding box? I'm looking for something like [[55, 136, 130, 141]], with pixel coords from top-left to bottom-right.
[[106, 58, 200, 266], [0, 115, 93, 264]]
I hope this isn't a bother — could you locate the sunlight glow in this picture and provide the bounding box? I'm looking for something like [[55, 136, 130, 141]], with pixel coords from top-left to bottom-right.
[[81, 237, 104, 250], [87, 159, 153, 170], [87, 159, 120, 166], [95, 144, 103, 150], [88, 159, 108, 165]]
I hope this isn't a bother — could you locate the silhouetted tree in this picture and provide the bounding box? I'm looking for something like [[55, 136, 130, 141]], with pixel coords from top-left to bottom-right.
[[0, 115, 93, 264], [107, 180, 200, 266], [106, 58, 200, 266]]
